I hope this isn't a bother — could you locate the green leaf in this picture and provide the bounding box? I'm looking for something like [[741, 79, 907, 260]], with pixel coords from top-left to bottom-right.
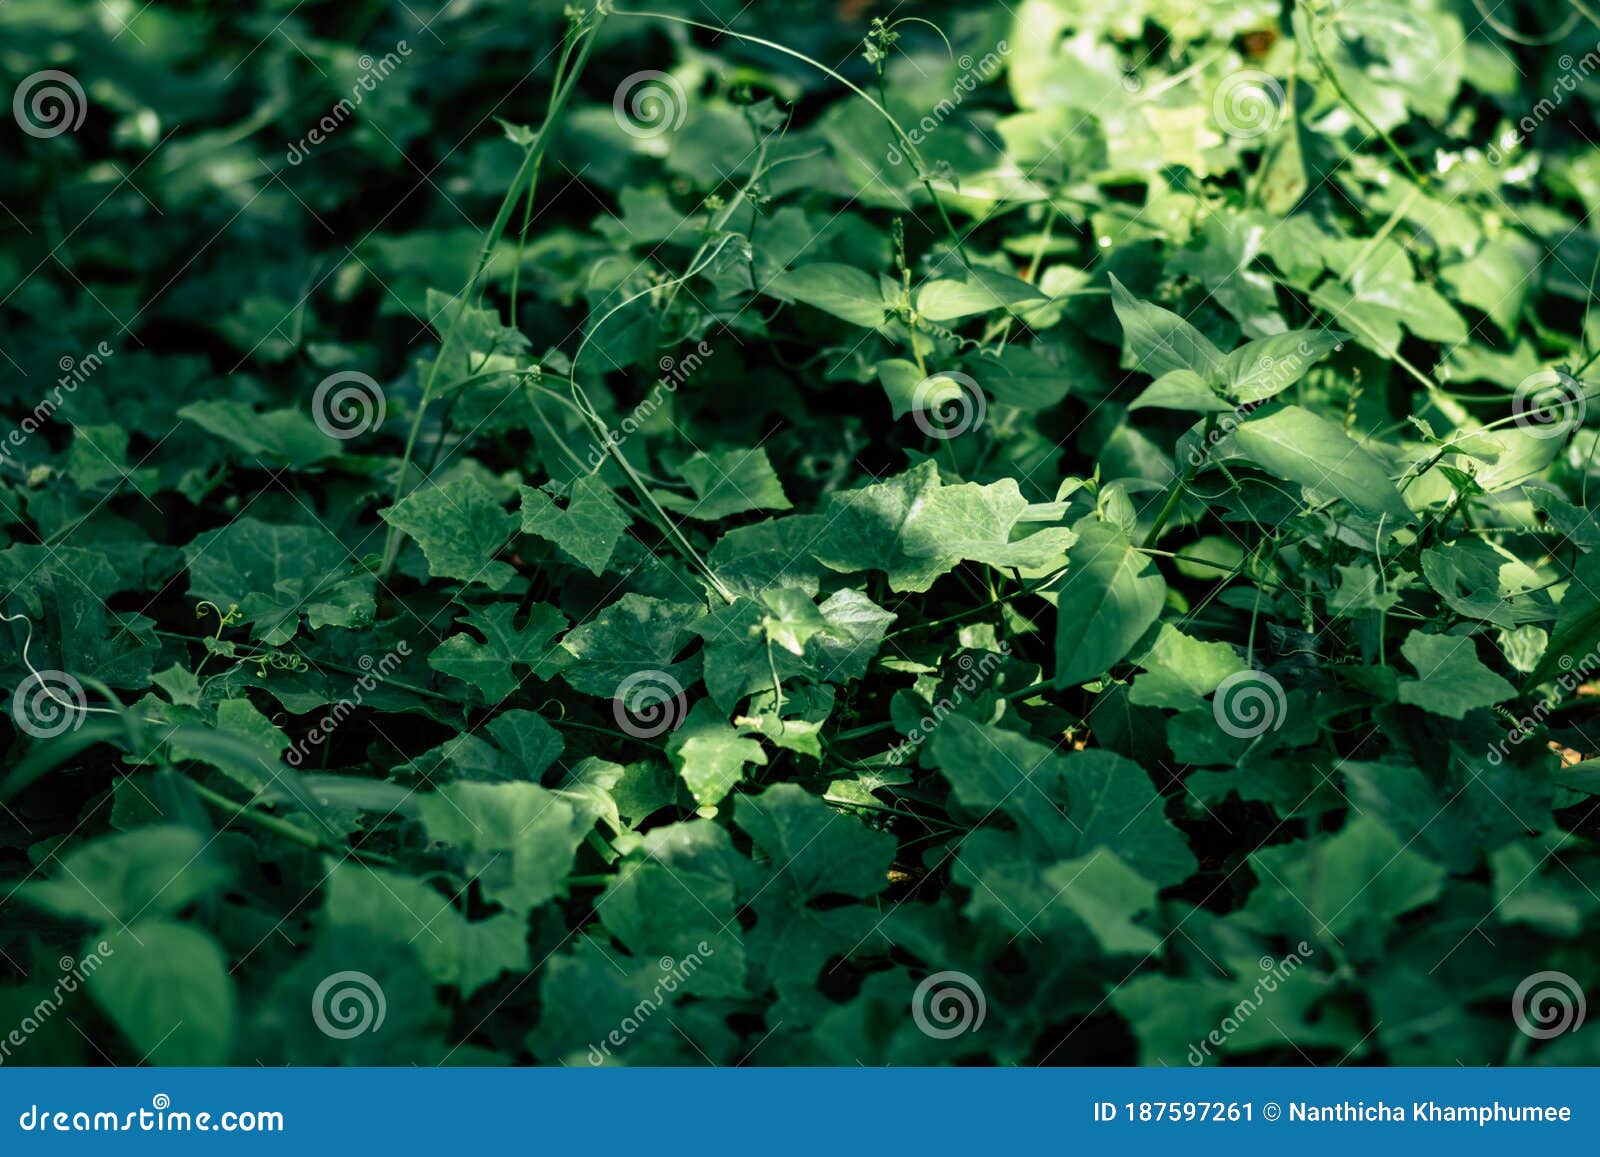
[[598, 833, 746, 998], [418, 782, 589, 915], [1129, 624, 1247, 711], [1109, 275, 1225, 379], [667, 701, 768, 807], [931, 717, 1196, 884], [772, 263, 888, 327], [380, 475, 517, 589], [814, 463, 1075, 592], [179, 400, 341, 468], [915, 268, 1047, 321], [1396, 630, 1515, 718], [519, 476, 629, 576], [735, 782, 895, 900], [656, 448, 792, 521], [1038, 852, 1162, 953], [1054, 519, 1166, 688], [876, 358, 932, 419], [1230, 404, 1412, 521], [559, 594, 704, 698], [324, 862, 527, 997], [1128, 369, 1231, 412], [1245, 816, 1446, 959], [1527, 547, 1600, 687], [1439, 233, 1540, 336], [1217, 329, 1344, 403], [88, 921, 236, 1065], [429, 602, 568, 699], [186, 518, 372, 644], [17, 826, 228, 923]]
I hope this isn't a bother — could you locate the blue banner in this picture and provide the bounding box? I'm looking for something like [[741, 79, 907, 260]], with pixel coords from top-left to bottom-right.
[[2, 1068, 1595, 1154]]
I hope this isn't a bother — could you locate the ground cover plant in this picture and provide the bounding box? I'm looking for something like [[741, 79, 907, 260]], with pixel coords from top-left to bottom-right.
[[2, 0, 1600, 1067]]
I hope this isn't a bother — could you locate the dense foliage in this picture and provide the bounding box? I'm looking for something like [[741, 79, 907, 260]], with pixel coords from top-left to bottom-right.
[[3, 0, 1600, 1066]]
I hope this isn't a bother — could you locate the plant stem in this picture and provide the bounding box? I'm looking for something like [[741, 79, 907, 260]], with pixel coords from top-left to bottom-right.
[[614, 8, 973, 266], [379, 12, 605, 578], [1305, 8, 1429, 191], [186, 778, 396, 866]]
